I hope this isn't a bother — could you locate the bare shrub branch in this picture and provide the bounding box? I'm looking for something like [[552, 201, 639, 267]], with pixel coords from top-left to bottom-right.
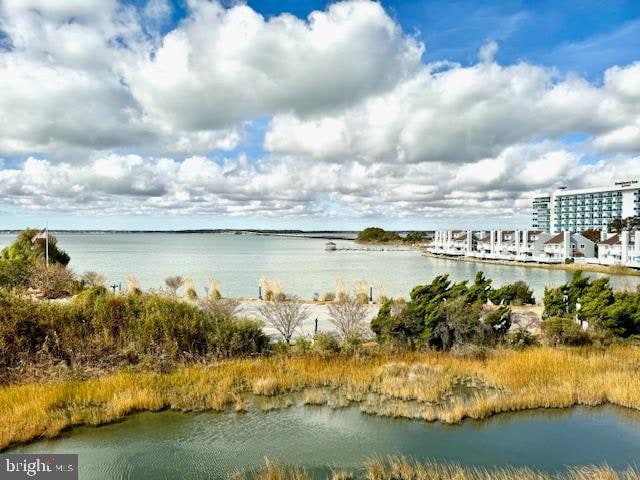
[[259, 295, 309, 344], [328, 296, 369, 340], [81, 271, 106, 287], [29, 263, 77, 299], [199, 298, 240, 318], [165, 276, 184, 296]]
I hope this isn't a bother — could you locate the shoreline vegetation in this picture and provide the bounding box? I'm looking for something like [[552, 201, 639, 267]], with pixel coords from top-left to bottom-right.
[[233, 457, 640, 480], [355, 227, 426, 245], [2, 228, 640, 462], [2, 348, 640, 452]]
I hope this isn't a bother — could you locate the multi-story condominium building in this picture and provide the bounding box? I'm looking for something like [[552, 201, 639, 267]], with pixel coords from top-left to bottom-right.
[[532, 181, 640, 233], [532, 196, 551, 231]]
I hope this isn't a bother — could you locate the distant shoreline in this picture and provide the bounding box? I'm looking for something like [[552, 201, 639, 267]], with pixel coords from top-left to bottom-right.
[[0, 229, 359, 240]]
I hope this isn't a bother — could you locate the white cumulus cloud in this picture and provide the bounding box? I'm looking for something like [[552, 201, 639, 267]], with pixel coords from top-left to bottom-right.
[[0, 0, 639, 225]]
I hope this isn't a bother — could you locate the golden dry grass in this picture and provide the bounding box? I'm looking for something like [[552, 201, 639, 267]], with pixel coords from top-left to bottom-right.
[[2, 347, 640, 450], [230, 457, 640, 480]]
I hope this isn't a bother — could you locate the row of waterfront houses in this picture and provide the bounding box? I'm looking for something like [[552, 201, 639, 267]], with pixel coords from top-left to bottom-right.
[[427, 229, 640, 269]]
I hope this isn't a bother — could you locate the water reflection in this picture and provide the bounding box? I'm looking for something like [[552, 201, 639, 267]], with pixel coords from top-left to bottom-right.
[[11, 406, 640, 479]]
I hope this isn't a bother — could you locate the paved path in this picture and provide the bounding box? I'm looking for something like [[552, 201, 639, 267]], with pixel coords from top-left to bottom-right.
[[237, 301, 544, 340], [237, 300, 380, 340]]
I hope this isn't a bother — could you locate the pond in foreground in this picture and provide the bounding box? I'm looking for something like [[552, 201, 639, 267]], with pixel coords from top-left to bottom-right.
[[10, 406, 640, 478]]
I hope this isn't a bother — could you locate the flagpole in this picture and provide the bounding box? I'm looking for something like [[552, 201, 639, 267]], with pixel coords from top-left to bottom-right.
[[45, 222, 49, 267]]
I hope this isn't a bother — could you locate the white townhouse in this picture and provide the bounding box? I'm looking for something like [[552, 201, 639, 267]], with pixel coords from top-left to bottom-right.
[[597, 231, 640, 267], [542, 232, 596, 261], [470, 230, 550, 260], [431, 230, 475, 255], [449, 231, 472, 254], [475, 233, 492, 255]]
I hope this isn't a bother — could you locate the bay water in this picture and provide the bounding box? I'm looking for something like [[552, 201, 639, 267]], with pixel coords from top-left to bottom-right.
[[10, 406, 640, 479], [1, 232, 639, 299]]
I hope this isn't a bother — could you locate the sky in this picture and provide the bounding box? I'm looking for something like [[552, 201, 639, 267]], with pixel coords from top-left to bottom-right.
[[0, 0, 639, 230]]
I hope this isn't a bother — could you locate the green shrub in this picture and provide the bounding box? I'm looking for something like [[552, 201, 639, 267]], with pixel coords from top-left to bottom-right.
[[0, 291, 47, 369], [488, 281, 535, 305], [0, 289, 270, 374], [312, 332, 340, 356], [507, 326, 539, 349], [403, 231, 426, 243], [541, 316, 591, 346], [543, 272, 640, 338], [292, 337, 312, 355], [0, 229, 70, 266], [28, 263, 80, 299], [356, 227, 400, 243], [208, 317, 269, 359], [0, 230, 76, 294], [371, 274, 511, 350], [0, 259, 31, 289]]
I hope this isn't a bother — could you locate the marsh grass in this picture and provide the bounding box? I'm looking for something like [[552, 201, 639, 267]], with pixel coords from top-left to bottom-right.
[[208, 277, 222, 300], [374, 282, 387, 305], [260, 277, 285, 302], [230, 457, 640, 480], [354, 280, 369, 305], [126, 276, 141, 295], [3, 347, 640, 450], [363, 457, 640, 480], [335, 278, 348, 303], [184, 278, 198, 300]]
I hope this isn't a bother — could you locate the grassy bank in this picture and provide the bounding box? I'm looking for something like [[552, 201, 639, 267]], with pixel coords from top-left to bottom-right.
[[231, 457, 640, 480], [3, 346, 640, 450], [423, 251, 640, 277]]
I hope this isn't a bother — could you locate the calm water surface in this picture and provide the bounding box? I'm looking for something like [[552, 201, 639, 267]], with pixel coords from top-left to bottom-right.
[[1, 233, 639, 299], [10, 406, 640, 478]]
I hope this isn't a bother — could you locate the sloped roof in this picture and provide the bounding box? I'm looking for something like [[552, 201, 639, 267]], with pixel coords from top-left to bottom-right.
[[600, 234, 620, 245], [599, 234, 636, 246], [526, 231, 542, 241], [476, 230, 545, 244], [545, 233, 565, 245]]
